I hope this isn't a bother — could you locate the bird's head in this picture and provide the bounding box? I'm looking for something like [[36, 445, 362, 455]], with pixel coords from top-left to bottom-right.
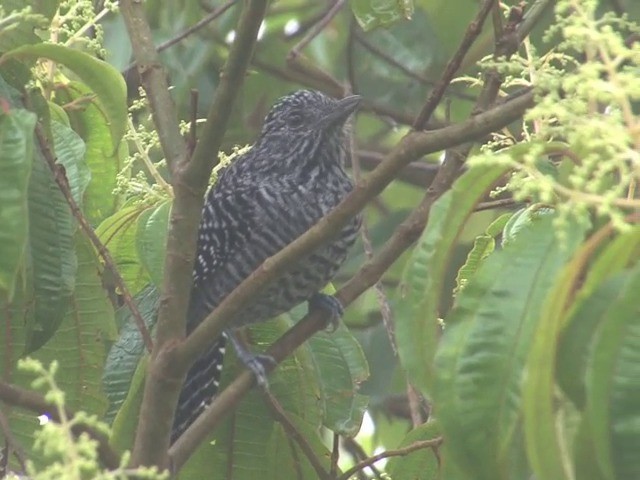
[[260, 90, 360, 141]]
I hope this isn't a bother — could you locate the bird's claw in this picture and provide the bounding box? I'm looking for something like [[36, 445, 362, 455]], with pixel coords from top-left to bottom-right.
[[308, 293, 344, 332], [240, 352, 276, 389]]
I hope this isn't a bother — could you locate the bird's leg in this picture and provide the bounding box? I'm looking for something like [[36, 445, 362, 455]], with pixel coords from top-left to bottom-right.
[[308, 293, 344, 332], [225, 329, 276, 388]]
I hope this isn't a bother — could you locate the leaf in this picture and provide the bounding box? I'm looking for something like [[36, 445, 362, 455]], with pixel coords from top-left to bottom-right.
[[584, 266, 640, 480], [26, 148, 77, 352], [7, 233, 117, 463], [301, 322, 369, 436], [454, 213, 511, 294], [103, 285, 159, 424], [96, 205, 152, 295], [0, 108, 36, 297], [435, 211, 588, 480], [109, 354, 149, 454], [386, 421, 441, 480], [1, 43, 127, 149], [51, 120, 90, 210], [557, 226, 640, 407], [396, 163, 510, 397], [54, 82, 126, 224], [137, 200, 171, 289], [522, 228, 598, 480], [351, 0, 414, 31]]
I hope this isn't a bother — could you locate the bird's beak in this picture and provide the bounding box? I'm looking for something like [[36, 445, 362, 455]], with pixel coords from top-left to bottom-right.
[[318, 95, 361, 129]]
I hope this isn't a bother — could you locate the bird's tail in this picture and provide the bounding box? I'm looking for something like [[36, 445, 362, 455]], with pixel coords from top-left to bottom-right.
[[171, 332, 227, 444]]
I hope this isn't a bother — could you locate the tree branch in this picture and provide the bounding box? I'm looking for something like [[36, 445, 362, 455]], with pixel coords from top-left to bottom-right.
[[413, 0, 496, 129], [33, 125, 154, 353], [120, 0, 187, 177], [125, 0, 268, 468], [337, 437, 443, 480]]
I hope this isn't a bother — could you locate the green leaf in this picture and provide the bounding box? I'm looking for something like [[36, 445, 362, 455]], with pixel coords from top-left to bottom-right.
[[103, 285, 159, 424], [584, 266, 640, 480], [265, 414, 332, 479], [351, 0, 414, 31], [0, 108, 36, 297], [454, 213, 511, 294], [386, 421, 441, 480], [522, 231, 596, 480], [258, 305, 369, 436], [137, 200, 171, 289], [96, 205, 152, 295], [26, 148, 77, 352], [110, 354, 149, 454], [1, 43, 127, 149], [7, 233, 117, 462], [396, 163, 510, 397], [302, 322, 369, 435], [558, 226, 640, 407], [54, 82, 126, 224], [51, 120, 90, 209], [435, 211, 588, 480]]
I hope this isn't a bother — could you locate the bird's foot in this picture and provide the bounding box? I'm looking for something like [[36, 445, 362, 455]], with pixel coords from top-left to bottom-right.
[[225, 330, 276, 388], [308, 293, 344, 332]]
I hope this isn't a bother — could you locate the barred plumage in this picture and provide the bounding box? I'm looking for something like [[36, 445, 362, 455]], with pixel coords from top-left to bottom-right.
[[171, 90, 361, 443]]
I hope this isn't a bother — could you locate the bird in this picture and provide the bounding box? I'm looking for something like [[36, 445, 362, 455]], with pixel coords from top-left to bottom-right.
[[171, 90, 362, 443]]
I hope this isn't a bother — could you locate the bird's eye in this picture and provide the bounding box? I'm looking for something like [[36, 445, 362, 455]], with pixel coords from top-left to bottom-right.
[[287, 112, 304, 129]]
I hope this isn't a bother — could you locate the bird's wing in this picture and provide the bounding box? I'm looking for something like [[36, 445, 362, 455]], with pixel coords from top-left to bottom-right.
[[187, 180, 322, 331]]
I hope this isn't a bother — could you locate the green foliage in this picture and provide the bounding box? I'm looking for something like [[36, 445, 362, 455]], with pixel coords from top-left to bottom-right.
[[18, 358, 167, 480]]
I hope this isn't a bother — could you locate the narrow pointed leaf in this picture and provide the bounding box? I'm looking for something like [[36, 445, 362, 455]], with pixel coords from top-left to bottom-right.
[[0, 109, 36, 297], [436, 211, 587, 480], [396, 163, 510, 397]]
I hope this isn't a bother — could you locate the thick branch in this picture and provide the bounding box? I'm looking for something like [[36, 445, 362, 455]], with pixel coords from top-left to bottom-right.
[[120, 0, 186, 176], [127, 0, 267, 468]]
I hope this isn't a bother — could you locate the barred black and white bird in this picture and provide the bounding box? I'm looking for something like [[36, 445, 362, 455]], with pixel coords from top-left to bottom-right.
[[171, 90, 362, 443]]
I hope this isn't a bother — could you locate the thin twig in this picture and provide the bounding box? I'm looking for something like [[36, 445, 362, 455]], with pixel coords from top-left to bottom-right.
[[342, 437, 383, 480], [338, 437, 443, 480], [262, 390, 330, 480], [406, 382, 423, 428], [0, 381, 121, 470], [288, 0, 347, 60], [34, 125, 154, 353], [353, 31, 476, 103], [188, 89, 199, 157], [413, 0, 496, 130], [123, 0, 237, 76], [475, 198, 520, 212], [330, 433, 340, 478]]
